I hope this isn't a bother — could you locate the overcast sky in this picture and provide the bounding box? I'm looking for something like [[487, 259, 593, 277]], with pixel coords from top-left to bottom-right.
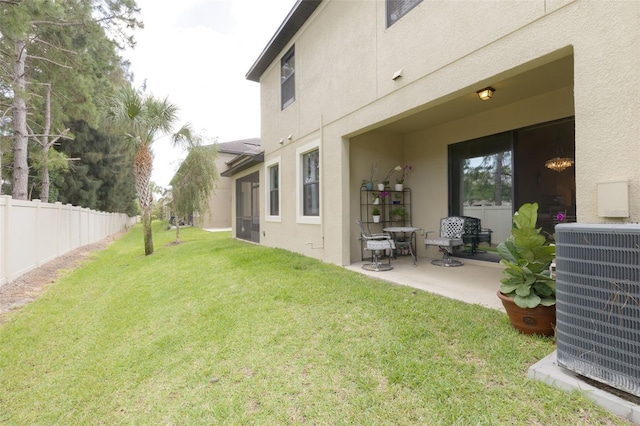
[[124, 0, 297, 187]]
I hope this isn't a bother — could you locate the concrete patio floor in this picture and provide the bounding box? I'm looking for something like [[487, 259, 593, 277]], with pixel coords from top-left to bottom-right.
[[345, 253, 505, 311]]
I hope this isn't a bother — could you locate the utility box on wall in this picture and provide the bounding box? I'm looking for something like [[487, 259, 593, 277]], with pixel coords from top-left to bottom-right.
[[597, 180, 629, 218]]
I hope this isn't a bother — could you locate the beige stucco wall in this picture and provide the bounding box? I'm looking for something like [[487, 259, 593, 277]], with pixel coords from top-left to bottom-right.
[[199, 153, 234, 229], [254, 0, 640, 266]]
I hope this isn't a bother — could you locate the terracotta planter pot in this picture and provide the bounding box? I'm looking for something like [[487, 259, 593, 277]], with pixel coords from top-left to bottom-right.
[[497, 291, 556, 336]]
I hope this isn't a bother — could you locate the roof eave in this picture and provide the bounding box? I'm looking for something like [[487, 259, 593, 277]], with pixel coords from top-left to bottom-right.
[[221, 152, 265, 177], [245, 0, 322, 82]]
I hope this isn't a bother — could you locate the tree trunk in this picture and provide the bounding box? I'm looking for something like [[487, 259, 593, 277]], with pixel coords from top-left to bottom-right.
[[134, 144, 154, 255], [41, 146, 50, 203], [12, 39, 29, 200], [494, 152, 503, 206], [40, 84, 52, 203]]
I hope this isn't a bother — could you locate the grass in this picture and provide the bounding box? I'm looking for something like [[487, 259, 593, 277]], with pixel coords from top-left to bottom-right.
[[0, 224, 630, 425]]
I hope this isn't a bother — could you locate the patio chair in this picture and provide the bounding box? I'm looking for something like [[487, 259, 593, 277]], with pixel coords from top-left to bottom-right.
[[357, 220, 396, 272], [461, 216, 492, 255], [424, 216, 466, 267]]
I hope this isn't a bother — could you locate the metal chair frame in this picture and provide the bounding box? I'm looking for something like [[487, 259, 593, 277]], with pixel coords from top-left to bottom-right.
[[425, 216, 466, 267], [461, 216, 493, 254], [357, 220, 396, 272]]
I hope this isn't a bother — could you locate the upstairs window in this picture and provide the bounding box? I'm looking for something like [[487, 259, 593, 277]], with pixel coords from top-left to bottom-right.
[[386, 0, 423, 27], [281, 46, 295, 110]]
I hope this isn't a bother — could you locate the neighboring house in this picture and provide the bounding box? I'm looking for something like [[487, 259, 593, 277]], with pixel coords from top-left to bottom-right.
[[224, 0, 639, 266], [174, 138, 262, 230], [216, 139, 262, 236]]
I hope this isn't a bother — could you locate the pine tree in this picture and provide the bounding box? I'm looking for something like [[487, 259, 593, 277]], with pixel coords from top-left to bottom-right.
[[54, 119, 137, 216], [0, 0, 141, 200]]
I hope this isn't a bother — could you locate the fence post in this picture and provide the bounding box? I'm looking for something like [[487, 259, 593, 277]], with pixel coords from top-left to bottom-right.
[[34, 199, 42, 267], [1, 195, 11, 286], [55, 202, 62, 257]]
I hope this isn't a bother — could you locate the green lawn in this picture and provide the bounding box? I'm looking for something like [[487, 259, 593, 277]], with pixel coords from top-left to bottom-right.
[[0, 224, 629, 425]]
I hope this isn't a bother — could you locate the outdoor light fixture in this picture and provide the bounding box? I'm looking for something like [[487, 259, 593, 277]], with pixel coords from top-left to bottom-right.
[[476, 87, 495, 101], [545, 156, 574, 172]]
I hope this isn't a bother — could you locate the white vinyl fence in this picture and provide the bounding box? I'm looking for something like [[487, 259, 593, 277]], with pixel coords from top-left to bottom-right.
[[462, 205, 513, 244], [0, 195, 138, 287]]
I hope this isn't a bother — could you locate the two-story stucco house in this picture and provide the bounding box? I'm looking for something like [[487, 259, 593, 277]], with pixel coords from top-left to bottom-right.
[[224, 0, 640, 267]]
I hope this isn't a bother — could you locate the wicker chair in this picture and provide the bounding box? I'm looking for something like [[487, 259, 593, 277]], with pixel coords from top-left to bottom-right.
[[424, 216, 466, 266], [357, 220, 396, 271]]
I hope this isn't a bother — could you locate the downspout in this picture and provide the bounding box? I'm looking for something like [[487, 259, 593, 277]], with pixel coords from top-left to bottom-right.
[[320, 113, 325, 243]]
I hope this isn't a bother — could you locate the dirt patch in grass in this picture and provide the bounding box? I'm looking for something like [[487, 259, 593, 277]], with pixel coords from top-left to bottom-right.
[[581, 376, 640, 406], [0, 232, 124, 324]]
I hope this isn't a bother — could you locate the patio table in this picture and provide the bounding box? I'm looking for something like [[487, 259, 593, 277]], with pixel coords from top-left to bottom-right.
[[383, 226, 421, 265]]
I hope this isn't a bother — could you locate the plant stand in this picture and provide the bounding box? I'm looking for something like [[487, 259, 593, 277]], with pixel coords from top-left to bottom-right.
[[359, 187, 411, 261]]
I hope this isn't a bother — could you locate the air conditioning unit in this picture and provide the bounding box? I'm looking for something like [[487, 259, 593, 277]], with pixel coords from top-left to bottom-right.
[[555, 223, 640, 398]]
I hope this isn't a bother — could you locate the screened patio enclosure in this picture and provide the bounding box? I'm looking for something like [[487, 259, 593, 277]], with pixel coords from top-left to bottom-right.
[[236, 172, 260, 243]]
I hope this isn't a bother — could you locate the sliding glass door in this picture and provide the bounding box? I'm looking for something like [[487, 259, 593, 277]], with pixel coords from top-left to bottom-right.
[[449, 118, 575, 260]]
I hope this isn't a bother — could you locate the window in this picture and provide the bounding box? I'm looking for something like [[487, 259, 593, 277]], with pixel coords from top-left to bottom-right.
[[296, 141, 320, 223], [269, 164, 279, 216], [281, 46, 295, 110], [449, 132, 513, 215], [265, 157, 281, 220], [302, 149, 319, 216], [386, 0, 423, 27]]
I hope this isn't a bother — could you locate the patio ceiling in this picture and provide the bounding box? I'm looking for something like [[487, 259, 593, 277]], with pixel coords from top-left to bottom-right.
[[376, 54, 574, 135]]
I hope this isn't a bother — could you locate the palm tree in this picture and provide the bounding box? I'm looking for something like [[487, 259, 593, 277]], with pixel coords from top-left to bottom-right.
[[106, 86, 192, 255]]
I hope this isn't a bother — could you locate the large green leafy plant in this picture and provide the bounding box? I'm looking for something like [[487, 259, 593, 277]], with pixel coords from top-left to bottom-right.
[[497, 203, 556, 308]]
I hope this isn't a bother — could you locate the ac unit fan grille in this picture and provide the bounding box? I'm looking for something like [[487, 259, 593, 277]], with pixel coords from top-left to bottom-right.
[[555, 224, 640, 398]]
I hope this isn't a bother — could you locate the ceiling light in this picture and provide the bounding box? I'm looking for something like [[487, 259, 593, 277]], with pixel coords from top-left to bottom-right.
[[476, 87, 495, 101]]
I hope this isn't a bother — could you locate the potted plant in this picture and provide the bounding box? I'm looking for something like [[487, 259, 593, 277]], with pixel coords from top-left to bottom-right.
[[381, 165, 401, 189], [395, 164, 412, 191], [362, 164, 378, 190], [497, 202, 556, 336], [390, 207, 407, 221], [372, 207, 381, 223]]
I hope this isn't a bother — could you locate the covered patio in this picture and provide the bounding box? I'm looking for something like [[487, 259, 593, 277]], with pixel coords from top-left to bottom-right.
[[346, 254, 505, 311]]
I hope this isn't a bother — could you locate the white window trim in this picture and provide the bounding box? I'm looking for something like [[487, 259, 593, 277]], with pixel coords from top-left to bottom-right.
[[296, 140, 321, 225], [265, 156, 281, 222]]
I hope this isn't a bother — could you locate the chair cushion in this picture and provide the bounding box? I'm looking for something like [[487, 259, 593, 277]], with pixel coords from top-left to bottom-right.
[[425, 237, 463, 248], [366, 240, 395, 250]]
